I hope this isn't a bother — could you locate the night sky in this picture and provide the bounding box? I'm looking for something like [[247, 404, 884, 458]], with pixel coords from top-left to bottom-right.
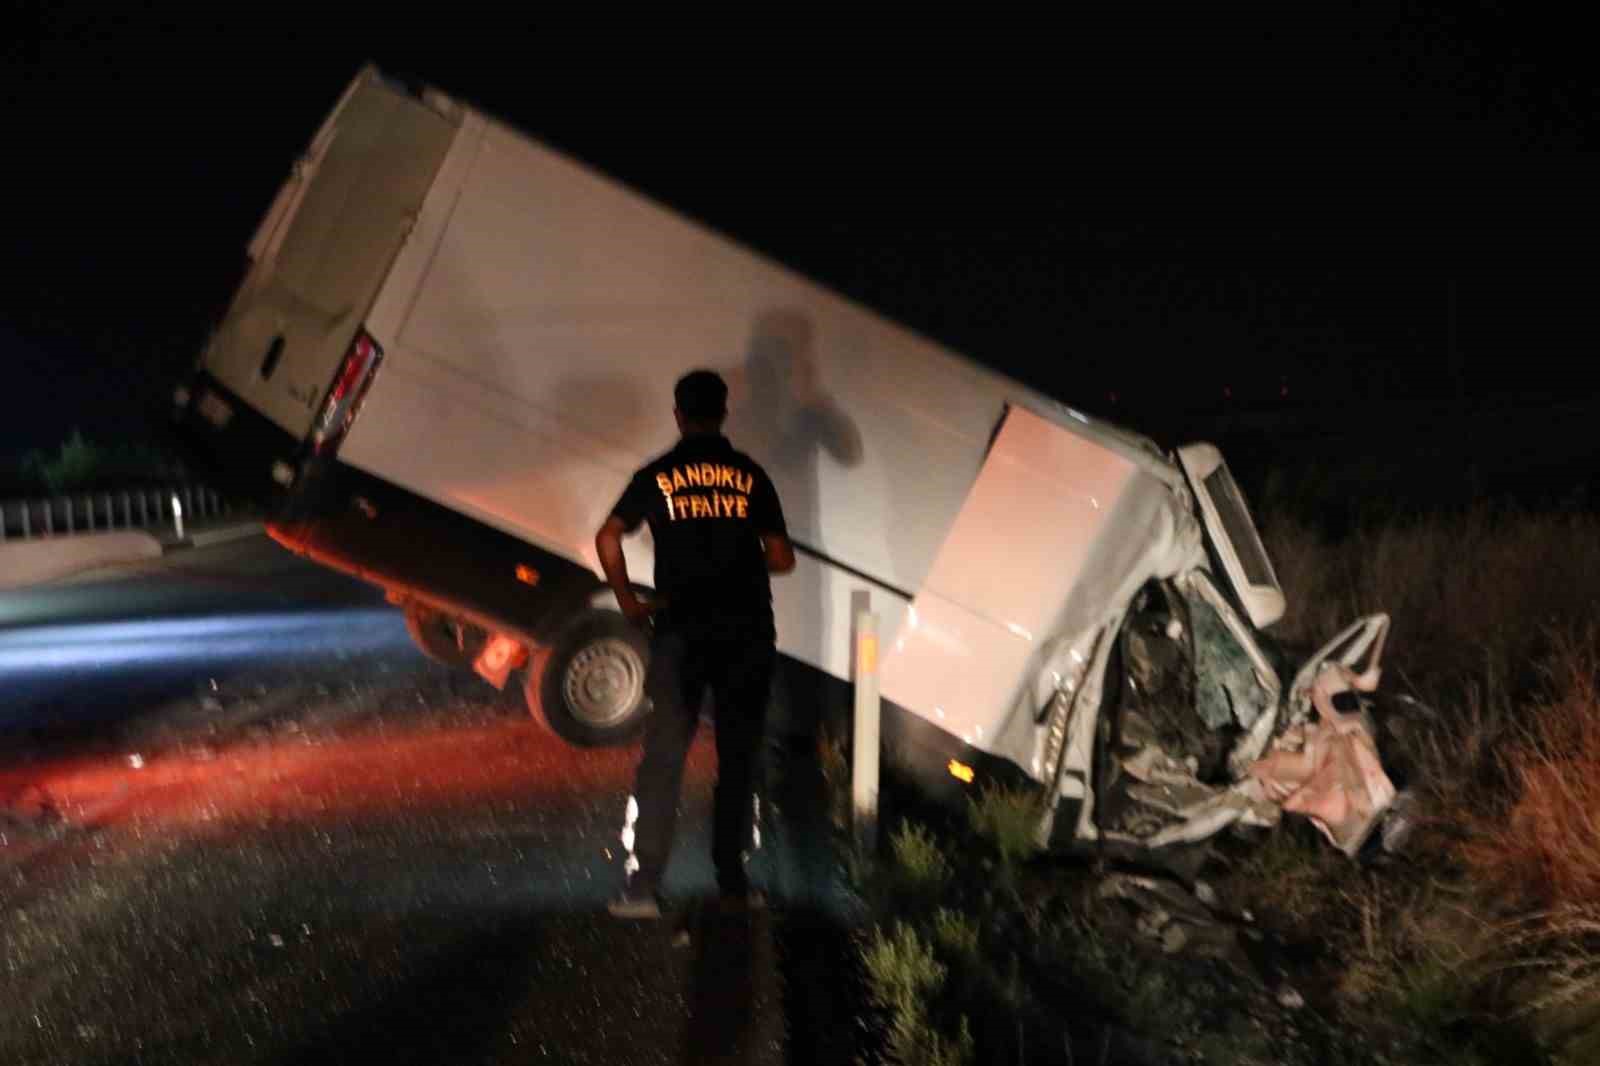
[[4, 3, 1597, 498]]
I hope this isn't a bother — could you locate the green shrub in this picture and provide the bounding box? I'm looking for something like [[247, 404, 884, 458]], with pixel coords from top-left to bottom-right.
[[860, 922, 974, 1066], [889, 821, 950, 889], [13, 429, 189, 494], [932, 908, 980, 961], [22, 429, 104, 492], [965, 784, 1047, 871], [862, 922, 945, 1015]]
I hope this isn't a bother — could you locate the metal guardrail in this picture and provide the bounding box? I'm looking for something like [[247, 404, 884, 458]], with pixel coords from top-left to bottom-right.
[[0, 485, 236, 541]]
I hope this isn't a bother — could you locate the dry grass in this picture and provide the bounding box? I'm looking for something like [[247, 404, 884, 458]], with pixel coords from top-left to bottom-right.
[[1461, 638, 1600, 910], [1456, 638, 1600, 1054], [1262, 505, 1600, 849], [1496, 906, 1600, 1013], [1258, 503, 1600, 1054], [1332, 873, 1486, 1017], [1263, 505, 1600, 706]]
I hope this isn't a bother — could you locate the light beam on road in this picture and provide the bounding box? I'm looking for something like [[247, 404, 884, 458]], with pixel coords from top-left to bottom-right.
[[0, 608, 413, 674]]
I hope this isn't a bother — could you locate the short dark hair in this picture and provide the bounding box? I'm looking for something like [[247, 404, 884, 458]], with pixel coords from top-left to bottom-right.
[[674, 369, 728, 420]]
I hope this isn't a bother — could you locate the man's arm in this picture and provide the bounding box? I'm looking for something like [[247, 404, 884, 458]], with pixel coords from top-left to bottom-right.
[[595, 516, 654, 625], [762, 532, 796, 574], [750, 468, 794, 575]]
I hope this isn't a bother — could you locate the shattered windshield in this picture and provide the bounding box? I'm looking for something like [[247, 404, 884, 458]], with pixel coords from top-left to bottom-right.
[[1182, 582, 1275, 735]]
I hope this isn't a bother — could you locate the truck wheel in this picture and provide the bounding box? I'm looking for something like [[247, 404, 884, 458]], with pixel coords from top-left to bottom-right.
[[524, 611, 651, 747], [403, 603, 488, 668]]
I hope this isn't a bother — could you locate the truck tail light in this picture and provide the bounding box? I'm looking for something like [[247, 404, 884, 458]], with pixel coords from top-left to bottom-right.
[[311, 330, 384, 455]]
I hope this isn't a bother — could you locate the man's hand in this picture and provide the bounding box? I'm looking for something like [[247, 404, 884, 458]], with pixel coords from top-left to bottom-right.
[[596, 515, 656, 629], [616, 589, 656, 628], [762, 533, 796, 575]]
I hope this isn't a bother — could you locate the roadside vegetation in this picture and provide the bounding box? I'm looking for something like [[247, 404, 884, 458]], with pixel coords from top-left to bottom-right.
[[835, 496, 1600, 1065], [1, 429, 190, 497], [1256, 502, 1600, 1064]]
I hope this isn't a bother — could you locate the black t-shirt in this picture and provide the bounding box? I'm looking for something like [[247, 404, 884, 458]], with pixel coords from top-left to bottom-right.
[[610, 433, 788, 635]]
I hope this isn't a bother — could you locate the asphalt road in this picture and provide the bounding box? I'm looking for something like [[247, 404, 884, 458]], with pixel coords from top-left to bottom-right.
[[0, 535, 856, 1066]]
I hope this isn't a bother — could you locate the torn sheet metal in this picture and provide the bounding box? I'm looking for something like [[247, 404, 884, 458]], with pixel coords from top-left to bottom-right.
[[1249, 657, 1396, 856], [1095, 597, 1398, 858], [1284, 613, 1390, 727]]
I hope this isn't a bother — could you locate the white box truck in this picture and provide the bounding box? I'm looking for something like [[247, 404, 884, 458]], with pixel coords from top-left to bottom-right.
[[172, 65, 1395, 861]]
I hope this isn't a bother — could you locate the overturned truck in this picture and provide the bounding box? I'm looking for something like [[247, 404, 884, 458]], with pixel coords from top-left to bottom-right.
[[169, 64, 1396, 868]]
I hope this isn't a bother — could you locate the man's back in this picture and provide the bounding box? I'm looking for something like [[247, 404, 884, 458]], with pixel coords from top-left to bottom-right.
[[614, 432, 785, 636]]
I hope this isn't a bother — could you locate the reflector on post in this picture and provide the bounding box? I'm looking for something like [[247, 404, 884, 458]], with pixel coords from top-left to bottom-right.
[[853, 607, 880, 852]]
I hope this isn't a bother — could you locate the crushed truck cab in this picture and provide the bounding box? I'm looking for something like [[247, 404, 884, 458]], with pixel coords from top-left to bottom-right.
[[876, 403, 1396, 864]]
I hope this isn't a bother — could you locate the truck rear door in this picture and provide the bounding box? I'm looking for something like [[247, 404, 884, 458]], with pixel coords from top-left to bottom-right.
[[200, 70, 457, 441]]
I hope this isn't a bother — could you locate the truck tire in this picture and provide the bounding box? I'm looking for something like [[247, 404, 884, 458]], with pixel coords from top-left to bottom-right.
[[403, 603, 488, 668], [524, 611, 651, 747]]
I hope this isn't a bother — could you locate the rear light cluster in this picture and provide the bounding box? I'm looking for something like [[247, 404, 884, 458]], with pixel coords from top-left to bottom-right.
[[311, 330, 384, 455]]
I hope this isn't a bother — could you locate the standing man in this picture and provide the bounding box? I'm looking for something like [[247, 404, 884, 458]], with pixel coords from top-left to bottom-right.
[[595, 369, 795, 918]]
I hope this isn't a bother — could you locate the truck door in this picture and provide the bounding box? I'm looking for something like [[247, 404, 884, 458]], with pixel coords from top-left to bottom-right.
[[200, 71, 457, 442], [880, 404, 1149, 759]]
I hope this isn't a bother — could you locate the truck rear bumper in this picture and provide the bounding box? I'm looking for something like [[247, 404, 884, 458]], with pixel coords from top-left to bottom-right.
[[169, 371, 304, 513], [170, 370, 601, 642]]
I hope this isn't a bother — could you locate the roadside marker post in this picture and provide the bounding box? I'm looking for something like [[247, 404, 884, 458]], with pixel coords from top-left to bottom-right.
[[853, 608, 880, 853]]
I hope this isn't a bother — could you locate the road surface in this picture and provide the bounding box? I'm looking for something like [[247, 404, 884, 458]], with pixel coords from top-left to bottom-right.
[[0, 535, 855, 1065]]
